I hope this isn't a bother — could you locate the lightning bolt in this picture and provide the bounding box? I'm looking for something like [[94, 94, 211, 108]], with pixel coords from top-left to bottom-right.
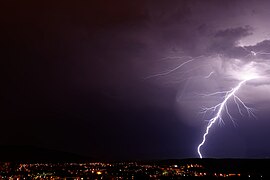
[[144, 52, 262, 159], [144, 55, 205, 79], [204, 71, 214, 79], [197, 77, 257, 158]]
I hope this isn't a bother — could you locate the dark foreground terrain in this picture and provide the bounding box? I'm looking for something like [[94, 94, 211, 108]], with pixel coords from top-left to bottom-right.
[[0, 146, 269, 179]]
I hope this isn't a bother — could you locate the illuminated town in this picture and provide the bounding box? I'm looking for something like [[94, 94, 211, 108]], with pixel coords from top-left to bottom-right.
[[0, 159, 268, 179]]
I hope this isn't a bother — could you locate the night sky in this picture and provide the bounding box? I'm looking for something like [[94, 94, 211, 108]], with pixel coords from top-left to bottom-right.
[[2, 0, 270, 161]]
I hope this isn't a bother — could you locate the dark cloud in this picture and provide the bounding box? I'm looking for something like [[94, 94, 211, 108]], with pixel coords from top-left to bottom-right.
[[250, 40, 270, 51], [208, 26, 253, 57], [215, 26, 252, 39]]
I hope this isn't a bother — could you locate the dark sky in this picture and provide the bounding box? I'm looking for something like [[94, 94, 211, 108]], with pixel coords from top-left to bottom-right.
[[1, 0, 270, 160]]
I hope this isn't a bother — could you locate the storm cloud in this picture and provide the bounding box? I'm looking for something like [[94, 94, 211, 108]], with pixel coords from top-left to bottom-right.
[[1, 0, 270, 159]]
